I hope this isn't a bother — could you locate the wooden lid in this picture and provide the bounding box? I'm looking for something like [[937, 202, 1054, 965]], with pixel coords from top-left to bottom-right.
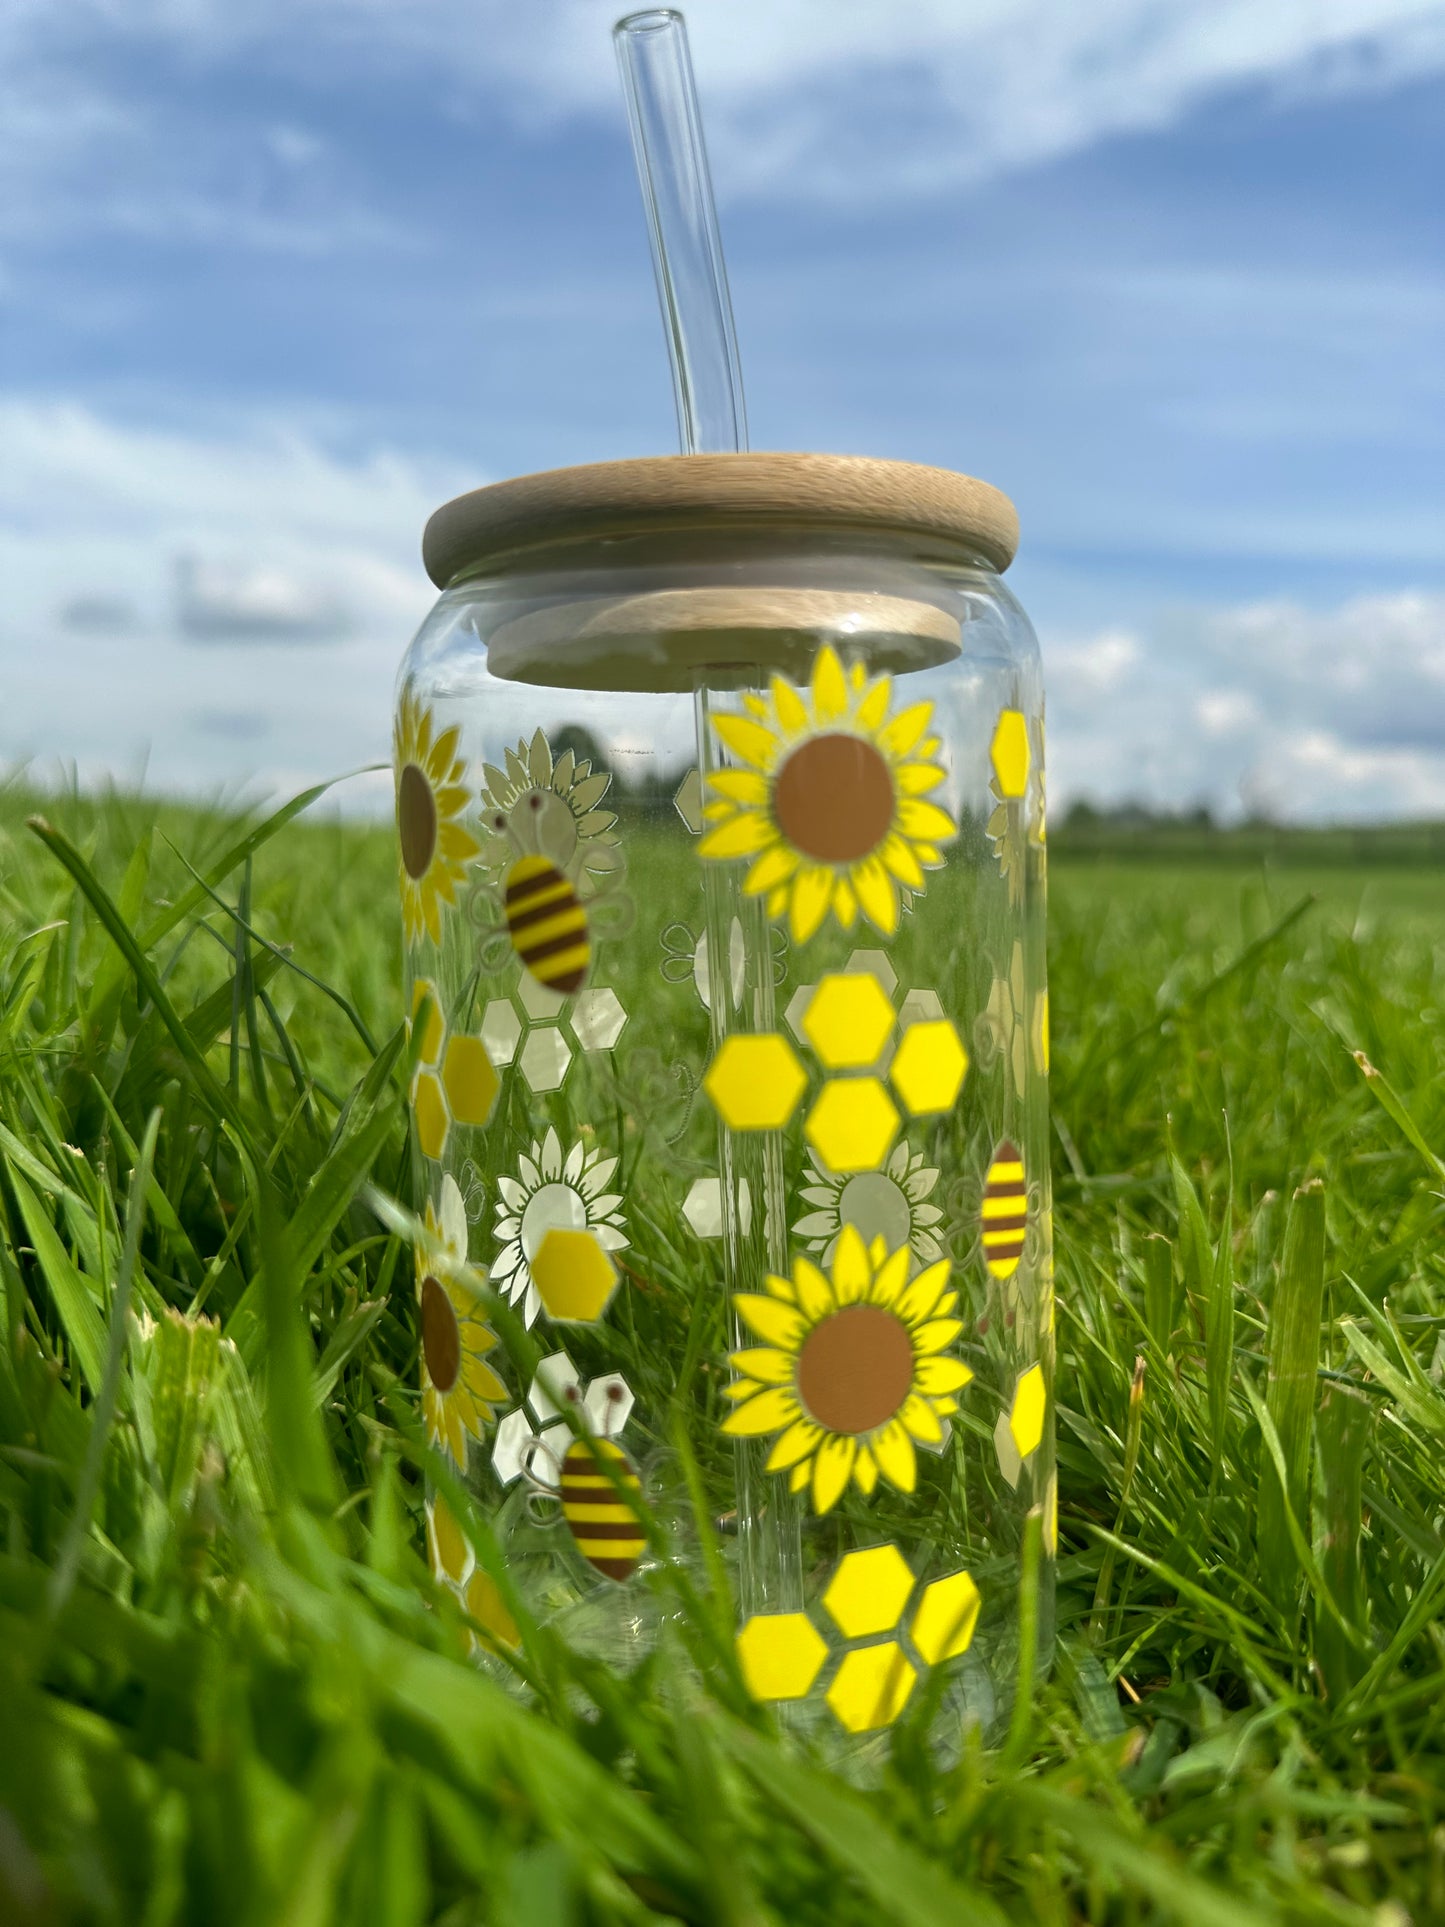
[[422, 452, 1018, 587]]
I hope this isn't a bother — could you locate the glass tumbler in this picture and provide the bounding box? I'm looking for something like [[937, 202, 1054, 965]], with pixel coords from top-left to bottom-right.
[[394, 453, 1053, 1753]]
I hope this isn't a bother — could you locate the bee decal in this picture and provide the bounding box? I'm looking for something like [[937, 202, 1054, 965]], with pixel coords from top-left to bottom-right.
[[471, 733, 633, 990], [981, 1139, 1028, 1280], [559, 1437, 646, 1582], [504, 853, 590, 994]]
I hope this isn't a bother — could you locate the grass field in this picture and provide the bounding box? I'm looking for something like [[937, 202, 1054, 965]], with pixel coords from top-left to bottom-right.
[[3, 783, 1445, 1925]]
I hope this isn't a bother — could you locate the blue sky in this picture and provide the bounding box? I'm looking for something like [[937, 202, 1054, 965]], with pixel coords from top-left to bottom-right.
[[2, 0, 1443, 816]]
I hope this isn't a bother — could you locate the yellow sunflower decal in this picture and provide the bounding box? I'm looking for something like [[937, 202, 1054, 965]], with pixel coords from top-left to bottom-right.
[[721, 1225, 972, 1514], [419, 1175, 507, 1466], [698, 645, 955, 944], [394, 688, 481, 945]]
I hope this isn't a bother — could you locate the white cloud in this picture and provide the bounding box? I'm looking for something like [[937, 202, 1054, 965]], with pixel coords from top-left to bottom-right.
[[1046, 589, 1445, 820], [1046, 629, 1139, 695], [1194, 689, 1259, 736], [0, 395, 469, 801], [5, 0, 1445, 223]]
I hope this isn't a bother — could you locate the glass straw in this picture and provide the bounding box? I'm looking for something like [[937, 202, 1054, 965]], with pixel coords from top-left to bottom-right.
[[613, 10, 748, 455], [614, 10, 799, 1621]]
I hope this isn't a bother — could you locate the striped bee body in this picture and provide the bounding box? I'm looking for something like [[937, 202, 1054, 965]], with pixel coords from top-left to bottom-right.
[[560, 1438, 645, 1583], [982, 1139, 1028, 1280], [504, 855, 590, 995]]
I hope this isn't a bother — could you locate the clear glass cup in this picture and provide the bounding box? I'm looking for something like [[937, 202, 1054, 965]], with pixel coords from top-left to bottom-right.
[[395, 453, 1053, 1757]]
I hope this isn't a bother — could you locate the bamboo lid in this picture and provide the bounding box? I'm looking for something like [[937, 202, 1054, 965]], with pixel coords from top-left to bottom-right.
[[423, 452, 1018, 587]]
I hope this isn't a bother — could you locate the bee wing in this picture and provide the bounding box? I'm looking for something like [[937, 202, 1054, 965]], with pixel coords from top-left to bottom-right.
[[587, 892, 635, 942], [477, 930, 515, 974]]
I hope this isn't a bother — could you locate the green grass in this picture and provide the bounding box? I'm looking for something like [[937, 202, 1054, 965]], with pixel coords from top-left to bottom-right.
[[4, 782, 1445, 1924]]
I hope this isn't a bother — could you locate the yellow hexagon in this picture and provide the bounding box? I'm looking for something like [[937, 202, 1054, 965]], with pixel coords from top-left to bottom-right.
[[531, 1227, 618, 1323], [802, 973, 896, 1070], [889, 1019, 968, 1116], [412, 1070, 449, 1161], [427, 1496, 472, 1585], [442, 1033, 499, 1126], [822, 1543, 915, 1639], [736, 1612, 829, 1702], [703, 1033, 807, 1131], [1009, 1363, 1047, 1460], [910, 1569, 981, 1665], [410, 978, 445, 1066], [826, 1642, 917, 1734], [991, 709, 1030, 798], [464, 1568, 520, 1653], [804, 1077, 900, 1175]]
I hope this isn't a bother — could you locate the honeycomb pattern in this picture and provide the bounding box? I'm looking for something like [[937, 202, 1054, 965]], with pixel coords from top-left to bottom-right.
[[530, 1227, 619, 1324], [994, 1408, 1022, 1489], [827, 1643, 917, 1734], [1009, 1363, 1047, 1460], [910, 1570, 981, 1665], [442, 1035, 499, 1125], [673, 767, 705, 835], [804, 1077, 900, 1175], [889, 1020, 968, 1116], [469, 971, 630, 1098], [480, 998, 521, 1065], [411, 979, 445, 1067], [703, 1034, 807, 1130], [412, 1071, 451, 1162], [822, 1544, 915, 1639], [898, 987, 943, 1028], [736, 1541, 982, 1734], [802, 972, 896, 1068], [707, 968, 967, 1175], [571, 987, 627, 1051], [408, 979, 500, 1161], [736, 1613, 829, 1702], [990, 709, 1031, 799]]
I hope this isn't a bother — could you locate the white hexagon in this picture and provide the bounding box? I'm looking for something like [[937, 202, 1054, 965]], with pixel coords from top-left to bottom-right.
[[682, 1177, 754, 1239], [899, 987, 944, 1029], [784, 984, 817, 1043], [994, 1408, 1022, 1489], [583, 1373, 635, 1436], [846, 949, 898, 999], [517, 973, 569, 1021], [519, 1025, 572, 1092], [492, 1407, 535, 1487], [921, 1417, 953, 1457], [481, 998, 523, 1065], [528, 1351, 581, 1422], [674, 768, 705, 834], [570, 986, 627, 1051]]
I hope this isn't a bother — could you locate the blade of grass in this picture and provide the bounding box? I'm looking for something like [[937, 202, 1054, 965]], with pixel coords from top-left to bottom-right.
[[1255, 1181, 1326, 1611], [45, 1109, 161, 1621], [27, 817, 254, 1152]]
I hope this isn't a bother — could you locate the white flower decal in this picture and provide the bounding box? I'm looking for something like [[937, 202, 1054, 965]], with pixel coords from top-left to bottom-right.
[[492, 1126, 628, 1327], [793, 1139, 944, 1271]]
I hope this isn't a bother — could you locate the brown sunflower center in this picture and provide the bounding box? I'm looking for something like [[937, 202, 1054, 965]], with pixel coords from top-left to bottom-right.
[[398, 763, 438, 879], [796, 1304, 914, 1435], [420, 1275, 460, 1392], [772, 733, 896, 863]]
